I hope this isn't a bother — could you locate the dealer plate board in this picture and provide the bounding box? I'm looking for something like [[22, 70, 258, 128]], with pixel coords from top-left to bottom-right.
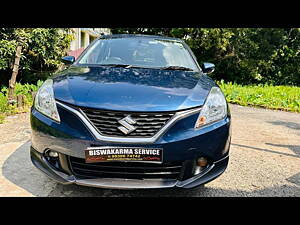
[[85, 147, 163, 163]]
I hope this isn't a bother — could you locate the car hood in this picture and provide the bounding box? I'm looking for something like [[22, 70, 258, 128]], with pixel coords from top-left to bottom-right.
[[52, 66, 216, 112]]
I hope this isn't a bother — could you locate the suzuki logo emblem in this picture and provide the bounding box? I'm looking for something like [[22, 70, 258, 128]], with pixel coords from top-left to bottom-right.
[[117, 115, 137, 135]]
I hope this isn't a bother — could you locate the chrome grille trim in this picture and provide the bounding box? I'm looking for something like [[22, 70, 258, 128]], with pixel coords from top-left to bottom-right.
[[81, 108, 175, 138], [56, 101, 201, 143]]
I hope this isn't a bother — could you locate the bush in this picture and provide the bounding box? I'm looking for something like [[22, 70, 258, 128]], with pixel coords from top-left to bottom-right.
[[0, 80, 43, 123], [0, 28, 73, 87], [0, 92, 7, 113]]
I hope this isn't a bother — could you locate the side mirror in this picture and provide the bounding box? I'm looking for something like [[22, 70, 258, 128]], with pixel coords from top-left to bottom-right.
[[202, 62, 215, 74], [61, 56, 75, 65]]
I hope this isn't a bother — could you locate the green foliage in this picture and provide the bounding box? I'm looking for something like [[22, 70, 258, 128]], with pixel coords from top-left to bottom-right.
[[111, 28, 300, 86], [0, 28, 74, 86], [0, 39, 17, 70], [25, 28, 74, 70], [218, 81, 300, 112], [0, 91, 7, 112], [0, 80, 43, 123], [0, 114, 4, 123]]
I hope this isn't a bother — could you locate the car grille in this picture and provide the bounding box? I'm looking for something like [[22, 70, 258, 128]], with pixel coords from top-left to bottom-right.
[[80, 107, 175, 138], [69, 156, 183, 180]]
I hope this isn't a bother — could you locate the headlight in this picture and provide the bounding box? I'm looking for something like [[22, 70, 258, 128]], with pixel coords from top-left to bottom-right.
[[195, 87, 227, 129], [34, 79, 60, 122]]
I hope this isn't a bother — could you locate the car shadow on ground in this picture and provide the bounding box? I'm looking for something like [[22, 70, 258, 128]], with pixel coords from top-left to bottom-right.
[[267, 120, 300, 134], [2, 141, 299, 197], [1, 141, 58, 196], [46, 182, 299, 197], [265, 143, 300, 157], [231, 143, 300, 159]]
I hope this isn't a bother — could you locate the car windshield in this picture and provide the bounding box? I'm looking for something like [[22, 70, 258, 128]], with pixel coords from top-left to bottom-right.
[[77, 37, 199, 71]]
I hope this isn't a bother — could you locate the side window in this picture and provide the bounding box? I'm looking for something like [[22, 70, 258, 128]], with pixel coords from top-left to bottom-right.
[[79, 41, 104, 64]]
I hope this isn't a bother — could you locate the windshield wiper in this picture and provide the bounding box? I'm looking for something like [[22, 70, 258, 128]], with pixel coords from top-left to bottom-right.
[[98, 64, 194, 71], [99, 64, 155, 69], [99, 64, 132, 68], [159, 66, 194, 71]]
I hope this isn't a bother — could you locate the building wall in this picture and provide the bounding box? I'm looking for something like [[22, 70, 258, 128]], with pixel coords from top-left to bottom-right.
[[69, 28, 111, 51]]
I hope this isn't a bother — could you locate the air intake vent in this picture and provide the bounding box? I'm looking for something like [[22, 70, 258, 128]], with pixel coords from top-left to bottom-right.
[[69, 156, 183, 180]]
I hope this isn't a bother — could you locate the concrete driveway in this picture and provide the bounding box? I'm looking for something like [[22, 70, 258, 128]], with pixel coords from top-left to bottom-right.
[[0, 104, 299, 197]]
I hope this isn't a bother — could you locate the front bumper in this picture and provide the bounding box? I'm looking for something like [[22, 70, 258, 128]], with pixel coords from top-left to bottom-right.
[[30, 146, 229, 189], [30, 103, 231, 189]]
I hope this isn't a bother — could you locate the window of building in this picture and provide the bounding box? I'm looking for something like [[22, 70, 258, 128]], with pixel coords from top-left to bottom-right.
[[90, 35, 96, 43], [81, 31, 85, 48]]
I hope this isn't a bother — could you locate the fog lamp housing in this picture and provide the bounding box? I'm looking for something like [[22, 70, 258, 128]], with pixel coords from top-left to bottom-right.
[[47, 150, 59, 158], [194, 157, 209, 175], [197, 157, 208, 167]]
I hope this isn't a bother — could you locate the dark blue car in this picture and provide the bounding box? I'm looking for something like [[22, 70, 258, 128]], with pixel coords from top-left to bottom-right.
[[30, 34, 231, 189]]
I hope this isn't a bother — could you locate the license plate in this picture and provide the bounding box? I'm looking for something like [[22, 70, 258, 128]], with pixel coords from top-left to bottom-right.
[[85, 147, 163, 163]]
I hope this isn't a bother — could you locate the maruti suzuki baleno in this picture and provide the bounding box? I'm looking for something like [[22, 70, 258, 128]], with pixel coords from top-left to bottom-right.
[[30, 34, 231, 189]]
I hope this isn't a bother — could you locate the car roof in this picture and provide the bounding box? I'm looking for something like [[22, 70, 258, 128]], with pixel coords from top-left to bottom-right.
[[98, 34, 184, 42]]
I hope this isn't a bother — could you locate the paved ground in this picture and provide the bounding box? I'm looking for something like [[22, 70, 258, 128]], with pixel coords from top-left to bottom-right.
[[0, 104, 299, 197]]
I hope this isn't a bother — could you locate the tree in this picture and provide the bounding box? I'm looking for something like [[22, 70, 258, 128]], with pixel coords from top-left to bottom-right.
[[7, 29, 29, 102], [110, 28, 300, 86], [0, 28, 74, 88]]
